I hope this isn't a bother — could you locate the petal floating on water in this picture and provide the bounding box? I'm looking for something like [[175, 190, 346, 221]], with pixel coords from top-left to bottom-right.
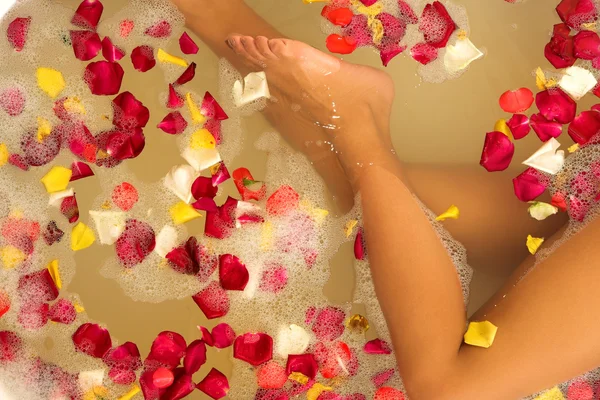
[[164, 165, 197, 204], [169, 201, 202, 225], [72, 323, 112, 358], [0, 87, 26, 117], [363, 339, 392, 354], [530, 113, 563, 142], [70, 31, 102, 61], [499, 88, 534, 114], [419, 1, 456, 48], [507, 114, 531, 140], [196, 368, 229, 400], [234, 332, 273, 366], [101, 36, 125, 62], [536, 87, 576, 124], [41, 166, 72, 193], [183, 339, 207, 374], [202, 92, 229, 120], [167, 84, 185, 109], [131, 45, 156, 72], [147, 331, 187, 369], [219, 254, 249, 291], [233, 72, 272, 107], [435, 205, 460, 222], [513, 167, 547, 202], [7, 17, 31, 52], [192, 281, 230, 319], [444, 37, 484, 73], [276, 324, 310, 358], [70, 161, 94, 181], [158, 111, 188, 135], [325, 34, 357, 54], [72, 0, 104, 30], [154, 225, 178, 258], [463, 320, 498, 348], [157, 48, 188, 67], [212, 323, 236, 349], [112, 91, 149, 130], [526, 235, 545, 255], [115, 219, 155, 267], [544, 23, 576, 69], [48, 299, 76, 324], [522, 138, 565, 175], [145, 20, 172, 38], [559, 66, 597, 100], [175, 63, 197, 85], [528, 202, 559, 221], [266, 185, 299, 216], [211, 162, 230, 186], [84, 61, 125, 96], [71, 222, 96, 251], [37, 67, 66, 99], [89, 210, 126, 245], [179, 32, 199, 54], [410, 42, 438, 65], [286, 354, 318, 380], [568, 109, 600, 145], [556, 0, 597, 30], [354, 228, 367, 260], [112, 182, 139, 211]]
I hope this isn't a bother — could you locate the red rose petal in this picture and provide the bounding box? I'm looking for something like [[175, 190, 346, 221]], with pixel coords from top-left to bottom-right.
[[72, 323, 112, 358], [43, 220, 64, 246], [175, 62, 197, 85], [111, 182, 138, 211], [354, 228, 367, 260], [568, 110, 600, 144], [166, 237, 218, 280], [162, 372, 195, 400], [536, 88, 577, 124], [145, 20, 172, 38], [499, 88, 534, 114], [286, 354, 318, 379], [233, 168, 267, 201], [0, 87, 26, 116], [507, 114, 531, 140], [192, 198, 218, 212], [359, 0, 377, 5], [112, 91, 149, 130], [556, 0, 598, 30], [233, 333, 273, 366], [18, 269, 58, 302], [377, 13, 405, 42], [152, 367, 174, 389], [257, 361, 287, 389], [204, 118, 222, 144], [72, 0, 104, 30], [101, 36, 125, 62], [552, 192, 568, 211], [212, 323, 236, 349], [18, 301, 49, 330], [569, 195, 590, 222], [70, 161, 94, 181], [120, 19, 135, 38], [326, 8, 354, 27], [1, 216, 39, 255], [567, 379, 594, 400], [199, 326, 215, 346], [316, 341, 356, 379], [364, 338, 392, 354], [266, 185, 299, 216], [211, 162, 230, 186], [18, 130, 59, 167], [0, 331, 22, 362], [9, 154, 29, 171], [7, 17, 31, 52], [131, 45, 156, 72], [183, 339, 207, 374], [147, 331, 187, 369], [326, 34, 357, 54], [574, 30, 600, 60], [60, 195, 79, 224], [372, 368, 395, 388], [179, 32, 199, 54], [410, 42, 438, 65], [201, 92, 229, 121], [419, 1, 456, 48], [374, 387, 405, 400], [192, 281, 230, 319], [343, 15, 372, 47], [205, 196, 238, 239], [0, 291, 10, 319], [531, 113, 564, 142], [84, 61, 125, 96], [380, 43, 406, 67], [158, 111, 188, 135], [103, 130, 145, 161], [196, 368, 230, 400], [513, 167, 547, 202], [70, 31, 102, 61], [398, 0, 419, 24], [259, 264, 288, 294], [167, 84, 185, 109], [545, 23, 576, 69], [104, 341, 142, 371], [140, 369, 164, 399], [219, 254, 249, 291], [108, 368, 137, 385], [479, 131, 515, 172], [115, 219, 155, 267], [192, 176, 218, 200], [312, 307, 345, 341]]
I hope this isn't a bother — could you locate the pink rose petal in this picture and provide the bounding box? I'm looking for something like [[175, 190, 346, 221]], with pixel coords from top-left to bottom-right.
[[0, 87, 25, 117], [233, 333, 273, 366], [115, 219, 155, 267], [219, 254, 249, 291], [70, 31, 102, 61], [72, 323, 112, 358], [131, 45, 156, 72], [359, 0, 377, 5], [72, 0, 104, 30], [410, 42, 438, 65], [192, 281, 230, 319], [18, 301, 49, 330], [120, 19, 135, 38], [158, 111, 188, 135], [212, 323, 236, 349], [108, 369, 137, 385], [354, 228, 367, 260], [8, 154, 29, 171], [183, 339, 207, 374], [377, 13, 405, 42], [419, 1, 456, 48], [147, 331, 187, 369], [531, 113, 564, 142], [259, 264, 288, 294], [0, 331, 22, 362], [574, 30, 600, 60], [101, 36, 125, 62], [569, 195, 590, 222], [513, 167, 547, 202], [18, 269, 58, 302], [568, 110, 600, 145], [556, 0, 598, 30], [211, 162, 230, 186], [196, 368, 230, 399], [202, 92, 229, 121], [311, 307, 345, 342], [7, 17, 31, 52], [112, 182, 139, 211], [567, 379, 594, 400], [175, 62, 197, 85], [167, 84, 185, 109], [536, 88, 576, 124], [179, 32, 199, 54], [507, 114, 531, 140], [286, 354, 318, 379], [372, 368, 395, 388], [19, 130, 60, 167], [545, 23, 576, 69], [112, 91, 150, 130], [364, 338, 392, 354], [85, 61, 124, 96], [343, 14, 372, 47], [479, 131, 515, 172], [398, 1, 419, 24], [205, 196, 238, 239], [145, 20, 172, 38]]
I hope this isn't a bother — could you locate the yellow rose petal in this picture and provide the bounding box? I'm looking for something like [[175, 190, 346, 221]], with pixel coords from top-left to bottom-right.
[[568, 143, 579, 153], [289, 372, 309, 385], [261, 221, 274, 251], [435, 205, 460, 222], [1, 246, 26, 269], [0, 143, 8, 167], [37, 67, 66, 98], [307, 383, 332, 400], [64, 97, 86, 115], [345, 219, 358, 237], [346, 314, 369, 334], [157, 48, 188, 67], [463, 320, 498, 348], [74, 302, 85, 313], [41, 166, 72, 193], [47, 259, 61, 290], [84, 386, 109, 400], [534, 387, 565, 400], [118, 384, 141, 400], [169, 201, 202, 225], [526, 234, 544, 255], [186, 93, 206, 125], [353, 0, 383, 16], [494, 119, 513, 141], [71, 222, 96, 251], [370, 19, 384, 45], [190, 128, 216, 149], [37, 117, 52, 142], [535, 67, 547, 90]]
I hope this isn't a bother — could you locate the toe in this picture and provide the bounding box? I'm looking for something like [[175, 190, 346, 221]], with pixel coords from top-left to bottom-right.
[[268, 39, 291, 57], [240, 36, 267, 66], [227, 34, 246, 56], [255, 36, 277, 59]]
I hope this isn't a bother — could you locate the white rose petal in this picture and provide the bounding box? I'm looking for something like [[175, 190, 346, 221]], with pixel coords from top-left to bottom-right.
[[233, 71, 271, 107], [276, 324, 311, 359], [78, 369, 104, 392], [444, 38, 484, 73], [528, 202, 559, 221], [164, 165, 198, 204], [182, 147, 221, 172], [559, 66, 598, 100], [522, 138, 565, 175], [89, 210, 126, 245], [48, 188, 74, 207], [154, 225, 178, 258]]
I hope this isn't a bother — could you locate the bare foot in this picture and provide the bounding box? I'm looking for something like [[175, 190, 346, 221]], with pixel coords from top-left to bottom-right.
[[226, 35, 396, 186]]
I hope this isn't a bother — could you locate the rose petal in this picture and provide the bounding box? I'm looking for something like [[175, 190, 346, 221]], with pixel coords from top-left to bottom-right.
[[167, 236, 217, 280], [115, 219, 155, 267], [164, 165, 197, 203], [233, 168, 266, 201], [113, 91, 149, 130], [192, 176, 218, 200], [212, 323, 236, 349], [89, 210, 126, 245], [372, 369, 395, 388], [233, 332, 273, 366], [568, 109, 600, 144], [0, 291, 10, 319], [419, 1, 456, 48], [259, 264, 288, 294], [364, 338, 392, 355], [72, 0, 104, 30], [343, 14, 372, 47], [43, 221, 64, 246], [545, 23, 576, 69], [112, 182, 139, 211], [72, 323, 112, 358], [0, 87, 26, 117], [84, 61, 124, 96], [192, 198, 218, 212], [18, 301, 48, 330], [167, 84, 185, 109], [104, 341, 141, 374], [202, 92, 229, 121], [158, 112, 188, 135], [7, 17, 31, 52], [286, 354, 318, 380], [219, 254, 249, 291], [145, 20, 172, 38], [354, 228, 367, 260], [147, 331, 187, 369], [199, 326, 215, 346], [374, 387, 405, 400], [158, 48, 188, 67], [70, 221, 96, 251], [528, 202, 559, 221], [530, 113, 564, 142], [559, 66, 598, 100], [574, 31, 600, 60], [379, 43, 406, 67], [169, 201, 202, 225], [211, 162, 230, 186], [569, 195, 590, 222], [192, 281, 230, 319], [276, 324, 310, 358], [257, 361, 288, 389], [0, 331, 22, 362], [179, 32, 199, 54], [175, 63, 197, 85], [410, 43, 438, 65], [325, 34, 357, 54], [513, 167, 547, 202], [18, 269, 58, 302], [266, 185, 299, 216], [522, 138, 565, 174], [196, 368, 229, 400], [556, 0, 597, 30], [312, 307, 345, 342], [443, 37, 484, 73], [61, 195, 80, 223], [131, 45, 156, 72], [101, 36, 125, 62], [499, 88, 534, 114], [120, 19, 135, 38], [70, 31, 102, 61], [70, 161, 94, 181], [183, 339, 207, 374], [37, 67, 66, 99], [205, 196, 238, 239], [551, 192, 568, 211], [326, 7, 354, 27], [255, 389, 290, 400], [507, 114, 531, 140], [162, 372, 195, 400], [567, 380, 594, 400]]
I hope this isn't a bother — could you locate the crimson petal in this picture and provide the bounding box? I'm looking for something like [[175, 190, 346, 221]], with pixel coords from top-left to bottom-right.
[[568, 110, 600, 144], [0, 87, 25, 116], [108, 369, 137, 385], [18, 269, 58, 302], [205, 196, 238, 239], [147, 331, 187, 369], [131, 45, 156, 72], [20, 131, 60, 167], [72, 0, 104, 30], [545, 23, 576, 69], [286, 354, 318, 379], [312, 307, 345, 341], [183, 339, 207, 374], [179, 32, 199, 54], [233, 333, 273, 366], [43, 221, 64, 245], [101, 36, 125, 62], [379, 43, 406, 67], [70, 31, 102, 61], [211, 162, 230, 186], [192, 176, 218, 200], [72, 323, 112, 358], [574, 30, 600, 60], [85, 61, 124, 96], [197, 368, 229, 399], [419, 1, 456, 48], [60, 195, 79, 223], [530, 113, 563, 142], [115, 219, 156, 267], [536, 88, 576, 124], [140, 369, 164, 400], [410, 43, 438, 65], [162, 373, 195, 400], [377, 13, 405, 42], [212, 323, 236, 349], [104, 342, 142, 371], [556, 0, 598, 30], [70, 161, 94, 181], [112, 91, 150, 130], [7, 17, 31, 52], [166, 237, 218, 279], [354, 228, 367, 260], [199, 326, 215, 346], [9, 154, 29, 171], [192, 198, 218, 212], [175, 63, 197, 85], [219, 254, 249, 291], [343, 15, 372, 47], [372, 369, 395, 388], [513, 167, 547, 202], [0, 331, 22, 362], [507, 114, 531, 140], [551, 192, 568, 211], [364, 339, 392, 354], [202, 92, 229, 121], [105, 130, 145, 160], [192, 281, 230, 319], [145, 20, 172, 38], [158, 111, 188, 135], [399, 1, 419, 24], [167, 84, 185, 109], [259, 264, 288, 294], [479, 131, 514, 172]]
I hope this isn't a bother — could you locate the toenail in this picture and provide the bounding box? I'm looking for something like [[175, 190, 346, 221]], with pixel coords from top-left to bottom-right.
[[225, 39, 233, 49]]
